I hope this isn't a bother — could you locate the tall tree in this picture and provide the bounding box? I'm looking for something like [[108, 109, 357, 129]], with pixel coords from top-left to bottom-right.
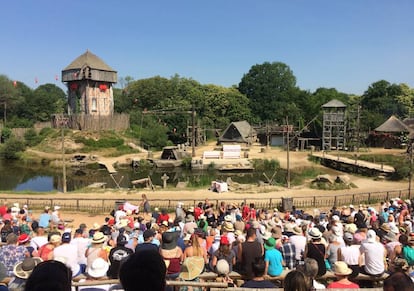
[[361, 80, 405, 131], [238, 62, 297, 123]]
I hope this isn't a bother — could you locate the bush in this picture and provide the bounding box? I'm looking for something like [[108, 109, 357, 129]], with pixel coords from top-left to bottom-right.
[[0, 138, 26, 159], [75, 137, 124, 149], [1, 127, 12, 143], [24, 128, 42, 147]]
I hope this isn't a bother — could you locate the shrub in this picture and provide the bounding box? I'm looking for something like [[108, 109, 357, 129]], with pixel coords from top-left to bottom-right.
[[0, 138, 26, 159], [1, 127, 12, 143], [24, 128, 42, 147]]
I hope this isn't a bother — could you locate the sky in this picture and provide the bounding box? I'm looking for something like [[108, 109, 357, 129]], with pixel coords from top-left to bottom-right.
[[0, 0, 413, 95]]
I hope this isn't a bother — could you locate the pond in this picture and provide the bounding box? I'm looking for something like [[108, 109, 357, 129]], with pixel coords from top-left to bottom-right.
[[0, 159, 284, 192]]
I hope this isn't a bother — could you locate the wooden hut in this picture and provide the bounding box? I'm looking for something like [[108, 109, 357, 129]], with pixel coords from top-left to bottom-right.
[[218, 121, 256, 146], [369, 115, 411, 148]]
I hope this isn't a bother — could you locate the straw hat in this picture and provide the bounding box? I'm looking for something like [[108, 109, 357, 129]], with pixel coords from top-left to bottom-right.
[[91, 231, 106, 244], [222, 221, 234, 232], [380, 223, 391, 233], [216, 259, 230, 276], [50, 234, 62, 244], [262, 231, 272, 241], [87, 258, 109, 278], [224, 215, 232, 222], [308, 227, 322, 239], [344, 224, 357, 234], [333, 261, 352, 276], [179, 257, 204, 281], [14, 257, 43, 279]]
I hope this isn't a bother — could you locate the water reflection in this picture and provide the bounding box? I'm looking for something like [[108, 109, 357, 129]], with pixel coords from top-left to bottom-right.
[[0, 159, 282, 192]]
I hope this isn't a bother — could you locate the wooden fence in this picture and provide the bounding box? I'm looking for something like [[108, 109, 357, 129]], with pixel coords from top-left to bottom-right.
[[0, 189, 409, 215]]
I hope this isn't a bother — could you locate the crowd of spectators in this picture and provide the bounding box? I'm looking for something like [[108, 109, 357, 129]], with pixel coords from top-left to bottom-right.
[[1, 198, 414, 290]]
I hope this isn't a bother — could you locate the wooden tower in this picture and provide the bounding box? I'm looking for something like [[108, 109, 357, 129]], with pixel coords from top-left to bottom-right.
[[61, 50, 117, 116], [322, 99, 347, 151]]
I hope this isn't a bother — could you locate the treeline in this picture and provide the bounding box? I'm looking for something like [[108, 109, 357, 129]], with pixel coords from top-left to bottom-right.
[[0, 61, 413, 148]]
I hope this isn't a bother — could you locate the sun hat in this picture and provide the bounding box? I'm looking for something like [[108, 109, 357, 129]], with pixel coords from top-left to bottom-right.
[[264, 237, 276, 250], [91, 231, 106, 244], [252, 220, 260, 229], [220, 236, 230, 245], [185, 215, 195, 223], [87, 258, 109, 278], [222, 221, 234, 232], [308, 227, 322, 239], [366, 229, 377, 243], [262, 231, 272, 241], [380, 223, 391, 232], [179, 256, 204, 281], [216, 259, 230, 276], [50, 234, 62, 244], [384, 232, 396, 242], [344, 223, 357, 234], [331, 225, 342, 237], [18, 233, 30, 244], [333, 261, 352, 276], [162, 232, 177, 250], [92, 222, 101, 230], [187, 206, 195, 213], [14, 257, 43, 279], [332, 215, 340, 222], [54, 206, 61, 211], [224, 215, 232, 222]]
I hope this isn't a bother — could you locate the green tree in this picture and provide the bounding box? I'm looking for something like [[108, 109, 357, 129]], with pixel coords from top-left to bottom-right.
[[16, 83, 66, 123], [238, 62, 297, 123], [361, 80, 405, 131], [395, 83, 414, 119]]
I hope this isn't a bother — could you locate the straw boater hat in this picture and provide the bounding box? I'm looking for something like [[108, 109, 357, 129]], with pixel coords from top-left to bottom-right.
[[262, 231, 272, 241], [91, 231, 106, 244], [50, 234, 62, 244], [179, 256, 204, 281], [222, 221, 234, 232], [333, 261, 352, 276], [308, 227, 322, 239], [224, 215, 232, 222], [87, 258, 110, 278], [14, 257, 43, 279]]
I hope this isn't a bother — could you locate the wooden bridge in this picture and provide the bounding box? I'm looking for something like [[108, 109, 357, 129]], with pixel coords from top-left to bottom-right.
[[311, 152, 395, 176], [98, 161, 117, 174]]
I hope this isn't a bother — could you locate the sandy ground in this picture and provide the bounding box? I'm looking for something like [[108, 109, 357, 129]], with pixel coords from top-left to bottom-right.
[[22, 144, 409, 230]]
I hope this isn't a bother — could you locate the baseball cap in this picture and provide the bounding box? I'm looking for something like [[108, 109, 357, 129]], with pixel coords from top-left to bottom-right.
[[62, 232, 71, 243], [143, 229, 155, 240]]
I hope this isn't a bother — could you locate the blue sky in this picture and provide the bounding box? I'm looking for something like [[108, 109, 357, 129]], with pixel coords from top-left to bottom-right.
[[1, 0, 413, 95]]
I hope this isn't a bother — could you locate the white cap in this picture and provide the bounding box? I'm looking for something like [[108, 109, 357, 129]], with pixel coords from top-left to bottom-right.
[[54, 206, 61, 211]]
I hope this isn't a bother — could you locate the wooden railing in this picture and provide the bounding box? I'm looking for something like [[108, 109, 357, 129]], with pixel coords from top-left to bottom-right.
[[0, 189, 409, 214]]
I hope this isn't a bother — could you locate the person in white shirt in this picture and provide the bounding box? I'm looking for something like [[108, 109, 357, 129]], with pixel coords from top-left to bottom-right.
[[30, 226, 48, 251], [53, 232, 81, 277], [288, 225, 307, 262], [359, 229, 386, 276], [70, 228, 90, 273]]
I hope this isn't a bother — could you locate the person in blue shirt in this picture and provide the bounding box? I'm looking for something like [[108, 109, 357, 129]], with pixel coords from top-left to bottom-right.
[[38, 207, 51, 229], [264, 237, 284, 277]]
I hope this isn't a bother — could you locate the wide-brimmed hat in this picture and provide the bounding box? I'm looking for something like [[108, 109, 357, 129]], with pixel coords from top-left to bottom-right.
[[87, 258, 109, 278], [264, 237, 276, 250], [224, 215, 232, 222], [308, 227, 322, 239], [91, 231, 106, 244], [262, 231, 272, 241], [334, 261, 352, 276], [216, 259, 230, 276], [185, 215, 195, 223], [380, 223, 391, 232], [162, 232, 177, 250], [14, 257, 43, 279], [179, 257, 204, 281], [92, 222, 101, 230], [222, 221, 234, 232], [344, 224, 357, 234], [187, 207, 194, 213]]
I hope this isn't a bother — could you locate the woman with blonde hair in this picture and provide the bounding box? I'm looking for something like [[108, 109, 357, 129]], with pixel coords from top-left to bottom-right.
[[85, 232, 109, 273], [183, 233, 208, 264]]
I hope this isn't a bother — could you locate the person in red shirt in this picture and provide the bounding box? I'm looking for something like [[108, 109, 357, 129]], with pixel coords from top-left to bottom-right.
[[241, 203, 249, 221], [157, 209, 170, 225], [0, 202, 8, 218], [327, 261, 359, 289], [194, 202, 203, 221]]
